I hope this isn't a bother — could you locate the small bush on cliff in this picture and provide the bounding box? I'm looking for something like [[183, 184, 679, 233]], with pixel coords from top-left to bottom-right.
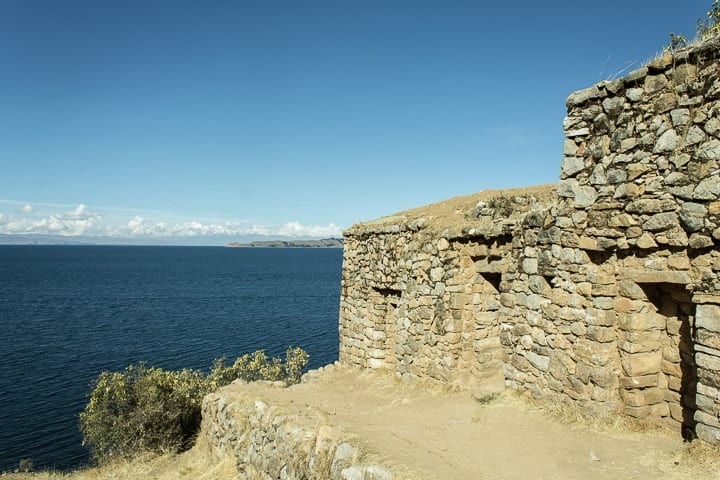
[[697, 0, 720, 40], [79, 347, 309, 463]]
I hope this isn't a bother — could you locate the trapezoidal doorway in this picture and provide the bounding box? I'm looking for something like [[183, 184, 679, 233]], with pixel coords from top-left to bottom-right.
[[619, 282, 697, 439]]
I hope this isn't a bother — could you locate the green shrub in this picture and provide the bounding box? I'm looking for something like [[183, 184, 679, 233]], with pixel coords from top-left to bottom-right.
[[698, 0, 720, 40], [18, 458, 33, 473], [79, 347, 309, 463]]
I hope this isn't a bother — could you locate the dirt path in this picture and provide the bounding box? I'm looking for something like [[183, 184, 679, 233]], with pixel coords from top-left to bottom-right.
[[238, 364, 719, 480]]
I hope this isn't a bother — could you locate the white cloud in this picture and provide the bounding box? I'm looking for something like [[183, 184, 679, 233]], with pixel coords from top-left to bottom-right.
[[277, 221, 342, 238], [0, 204, 101, 236], [0, 202, 344, 242], [69, 204, 90, 217]]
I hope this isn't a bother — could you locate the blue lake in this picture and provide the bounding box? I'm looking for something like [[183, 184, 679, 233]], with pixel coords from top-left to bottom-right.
[[0, 246, 342, 472]]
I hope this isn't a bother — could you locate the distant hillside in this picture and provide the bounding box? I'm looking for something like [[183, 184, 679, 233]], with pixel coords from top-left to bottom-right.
[[227, 238, 344, 248]]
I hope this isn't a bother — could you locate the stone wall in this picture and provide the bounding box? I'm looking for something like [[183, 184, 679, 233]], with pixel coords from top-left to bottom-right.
[[201, 379, 393, 480], [339, 39, 720, 444]]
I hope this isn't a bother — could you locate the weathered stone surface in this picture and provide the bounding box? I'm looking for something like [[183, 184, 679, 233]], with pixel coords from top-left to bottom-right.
[[697, 139, 720, 161], [697, 351, 720, 371], [653, 129, 680, 153], [693, 175, 720, 200], [686, 125, 707, 146], [697, 304, 720, 333], [202, 385, 391, 480], [635, 232, 658, 249], [573, 186, 598, 208], [679, 202, 708, 232], [527, 351, 550, 371], [619, 374, 658, 389], [626, 88, 644, 102], [643, 212, 680, 232], [567, 86, 601, 107], [696, 424, 720, 445], [602, 96, 624, 116], [689, 233, 714, 249], [618, 312, 666, 331], [644, 74, 668, 93], [626, 198, 676, 214], [655, 93, 678, 113], [561, 156, 585, 177], [620, 351, 662, 376], [670, 108, 690, 126]]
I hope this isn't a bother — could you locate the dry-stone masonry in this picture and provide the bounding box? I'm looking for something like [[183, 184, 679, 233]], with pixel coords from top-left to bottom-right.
[[202, 378, 393, 480], [339, 38, 720, 445]]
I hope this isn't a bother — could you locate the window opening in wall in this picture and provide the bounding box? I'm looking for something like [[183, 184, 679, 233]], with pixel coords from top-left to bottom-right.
[[586, 250, 614, 265], [638, 283, 697, 440], [494, 234, 512, 248], [479, 272, 502, 293], [372, 286, 401, 300]]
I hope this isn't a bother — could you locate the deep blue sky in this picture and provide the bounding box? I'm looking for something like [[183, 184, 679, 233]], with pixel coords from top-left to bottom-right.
[[0, 1, 707, 242]]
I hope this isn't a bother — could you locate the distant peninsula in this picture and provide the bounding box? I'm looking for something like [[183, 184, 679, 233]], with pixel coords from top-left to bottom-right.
[[227, 238, 344, 248]]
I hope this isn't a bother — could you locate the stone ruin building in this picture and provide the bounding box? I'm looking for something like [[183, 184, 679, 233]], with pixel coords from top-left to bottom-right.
[[339, 39, 720, 445]]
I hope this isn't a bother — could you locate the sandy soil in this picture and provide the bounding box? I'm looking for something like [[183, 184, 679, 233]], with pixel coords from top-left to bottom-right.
[[236, 364, 719, 480]]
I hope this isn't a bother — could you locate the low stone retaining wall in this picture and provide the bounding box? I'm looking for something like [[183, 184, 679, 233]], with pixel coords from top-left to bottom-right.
[[201, 380, 393, 480]]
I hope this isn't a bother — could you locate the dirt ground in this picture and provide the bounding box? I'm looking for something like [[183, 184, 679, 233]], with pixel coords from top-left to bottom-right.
[[7, 363, 718, 480], [237, 363, 719, 480]]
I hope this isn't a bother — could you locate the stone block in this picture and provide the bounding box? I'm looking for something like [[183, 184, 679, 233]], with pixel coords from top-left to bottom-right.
[[694, 176, 720, 200], [619, 339, 662, 354], [592, 296, 615, 309], [653, 129, 679, 153], [575, 338, 618, 367], [619, 374, 658, 389], [626, 87, 644, 102], [625, 405, 652, 418], [621, 350, 662, 376], [650, 402, 670, 417], [661, 359, 682, 378], [614, 298, 642, 313], [697, 304, 720, 333], [643, 212, 680, 232], [586, 326, 616, 343], [617, 280, 646, 300], [367, 358, 385, 369], [619, 269, 691, 285], [511, 353, 532, 373], [669, 402, 684, 421], [697, 328, 720, 350], [522, 257, 538, 274], [585, 308, 617, 327], [527, 351, 550, 371], [696, 393, 720, 415], [697, 351, 720, 371], [573, 185, 598, 208], [698, 367, 720, 388], [696, 424, 720, 445], [618, 312, 666, 331]]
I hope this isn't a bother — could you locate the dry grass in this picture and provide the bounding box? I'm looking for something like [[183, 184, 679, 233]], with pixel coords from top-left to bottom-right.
[[678, 440, 720, 470], [503, 388, 720, 470], [1, 437, 237, 480], [505, 388, 667, 434]]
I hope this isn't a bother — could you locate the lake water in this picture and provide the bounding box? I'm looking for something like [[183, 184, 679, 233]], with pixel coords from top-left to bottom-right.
[[0, 246, 342, 472]]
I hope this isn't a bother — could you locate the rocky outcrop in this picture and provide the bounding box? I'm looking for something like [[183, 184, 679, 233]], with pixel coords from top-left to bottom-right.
[[339, 39, 720, 445]]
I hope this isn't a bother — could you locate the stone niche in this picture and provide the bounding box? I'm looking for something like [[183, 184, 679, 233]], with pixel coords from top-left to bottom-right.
[[339, 39, 720, 445], [616, 281, 696, 437]]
